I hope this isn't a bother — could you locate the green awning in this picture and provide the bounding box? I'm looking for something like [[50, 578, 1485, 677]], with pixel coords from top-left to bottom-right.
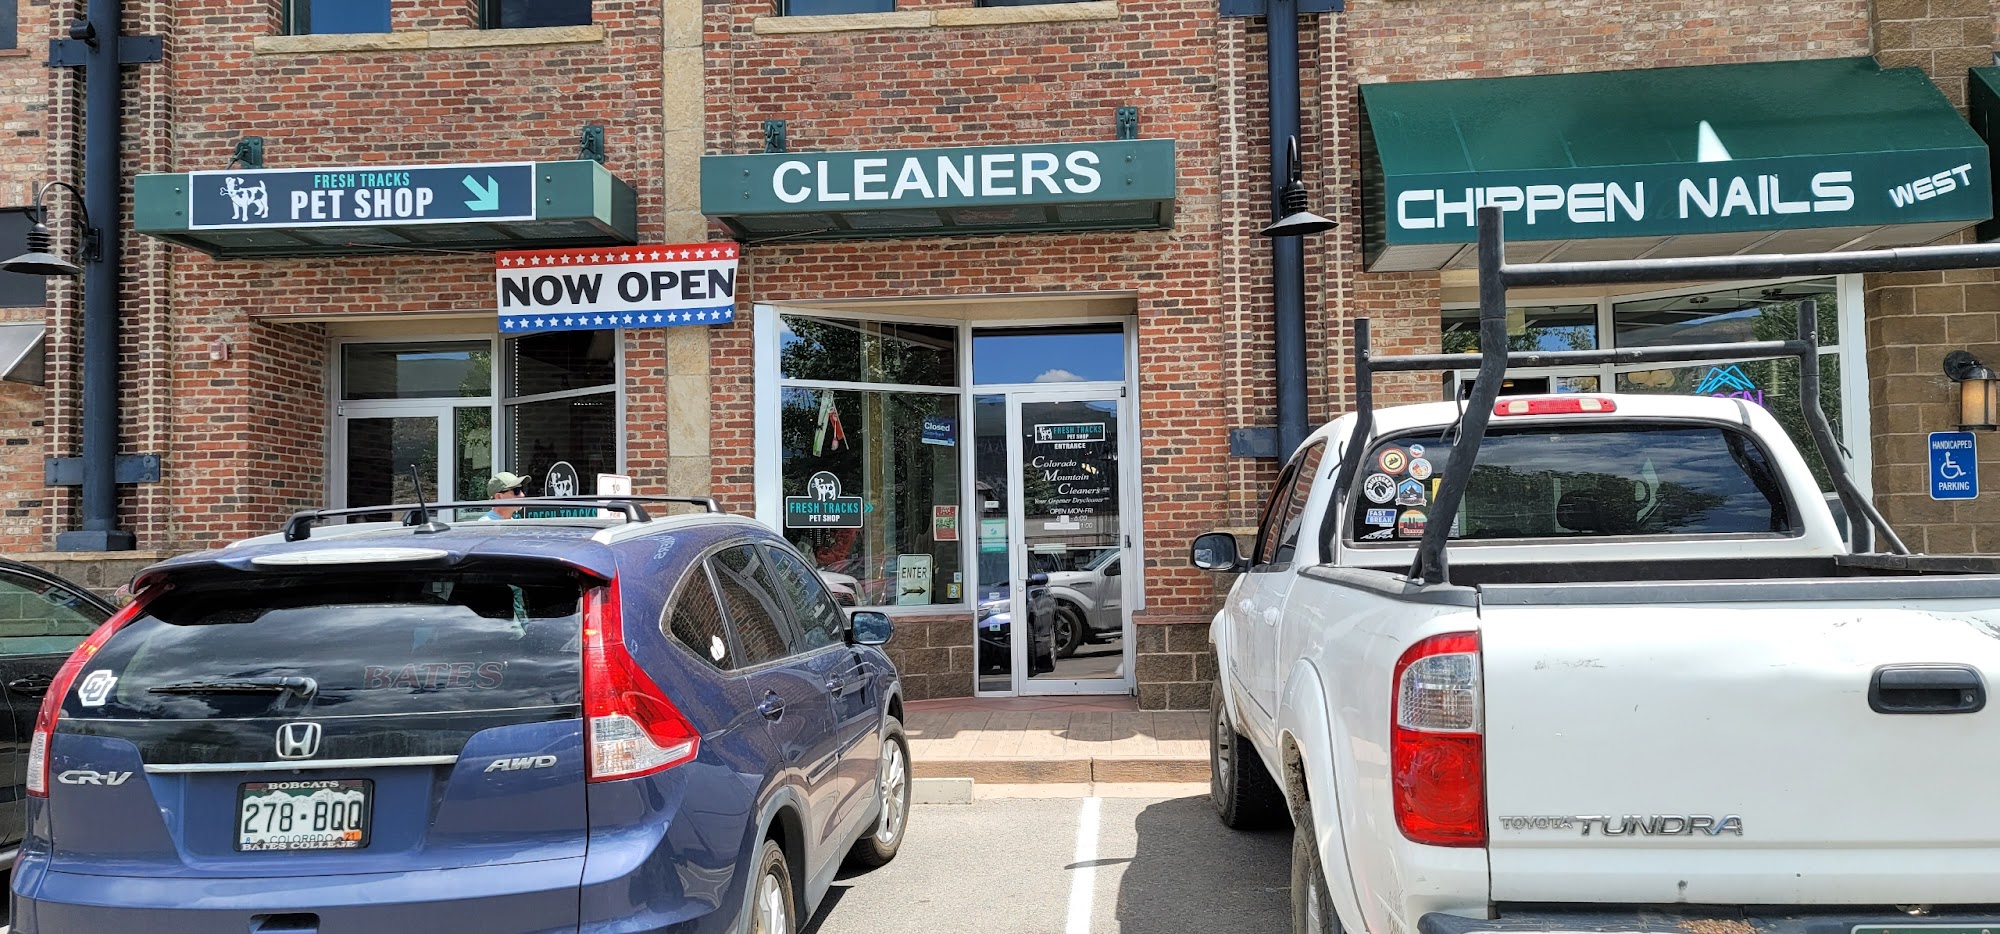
[[700, 140, 1176, 241], [1361, 57, 1990, 271], [1964, 67, 2000, 241], [134, 160, 638, 258]]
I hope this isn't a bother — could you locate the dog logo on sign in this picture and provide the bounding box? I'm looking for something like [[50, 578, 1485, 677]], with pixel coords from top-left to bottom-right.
[[222, 176, 269, 223]]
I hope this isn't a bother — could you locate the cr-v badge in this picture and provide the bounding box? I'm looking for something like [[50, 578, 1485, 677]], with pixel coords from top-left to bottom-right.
[[56, 770, 132, 786], [275, 721, 323, 760]]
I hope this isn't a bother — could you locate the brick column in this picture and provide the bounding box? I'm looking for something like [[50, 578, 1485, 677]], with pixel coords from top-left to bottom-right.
[[1867, 0, 2000, 553]]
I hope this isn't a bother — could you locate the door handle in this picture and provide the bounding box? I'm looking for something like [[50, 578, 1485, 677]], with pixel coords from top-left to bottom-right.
[[756, 692, 786, 721], [7, 677, 50, 697], [1237, 600, 1254, 613], [1261, 608, 1281, 624], [1870, 665, 1986, 714]]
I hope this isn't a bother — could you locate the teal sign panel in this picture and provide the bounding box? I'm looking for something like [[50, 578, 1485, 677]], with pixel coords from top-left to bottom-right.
[[702, 139, 1176, 240], [189, 163, 536, 230]]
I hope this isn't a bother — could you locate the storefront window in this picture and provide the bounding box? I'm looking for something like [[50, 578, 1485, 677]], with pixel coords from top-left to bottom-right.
[[972, 324, 1125, 384], [1442, 304, 1596, 354], [777, 313, 963, 610], [503, 330, 621, 498], [341, 342, 492, 401], [780, 316, 956, 387], [1439, 278, 1852, 494]]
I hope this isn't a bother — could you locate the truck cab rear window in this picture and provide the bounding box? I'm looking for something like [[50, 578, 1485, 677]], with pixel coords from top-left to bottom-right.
[[1350, 424, 1790, 543], [67, 570, 584, 721]]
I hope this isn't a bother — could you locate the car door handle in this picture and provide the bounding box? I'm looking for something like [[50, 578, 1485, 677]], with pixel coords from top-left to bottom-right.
[[7, 677, 50, 697], [1261, 608, 1280, 624], [1871, 665, 1986, 714], [824, 674, 864, 696], [1237, 600, 1254, 613], [756, 692, 786, 721]]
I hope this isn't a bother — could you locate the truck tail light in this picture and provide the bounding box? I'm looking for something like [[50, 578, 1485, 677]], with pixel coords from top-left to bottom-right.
[[1494, 397, 1616, 416], [582, 577, 700, 782], [31, 584, 166, 797], [1390, 631, 1485, 846]]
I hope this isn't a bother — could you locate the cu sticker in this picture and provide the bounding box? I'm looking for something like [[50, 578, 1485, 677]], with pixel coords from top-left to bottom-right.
[[76, 670, 116, 707], [1377, 448, 1408, 475]]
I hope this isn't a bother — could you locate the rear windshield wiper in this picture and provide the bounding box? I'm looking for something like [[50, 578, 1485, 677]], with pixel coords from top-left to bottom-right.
[[148, 676, 318, 699]]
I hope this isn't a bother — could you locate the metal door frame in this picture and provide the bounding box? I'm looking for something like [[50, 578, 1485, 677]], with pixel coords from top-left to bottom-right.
[[329, 399, 491, 511], [1004, 387, 1136, 696]]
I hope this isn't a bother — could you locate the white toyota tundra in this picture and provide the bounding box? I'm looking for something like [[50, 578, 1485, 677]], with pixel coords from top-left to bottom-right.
[[1197, 230, 2000, 934]]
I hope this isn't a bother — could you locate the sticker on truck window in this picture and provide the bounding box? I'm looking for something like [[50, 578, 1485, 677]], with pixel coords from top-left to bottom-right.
[[1364, 508, 1396, 526], [1397, 511, 1428, 538], [1395, 479, 1426, 506], [1408, 458, 1433, 481], [1358, 528, 1395, 541], [1377, 448, 1407, 474], [1363, 474, 1396, 503], [1408, 444, 1425, 458]]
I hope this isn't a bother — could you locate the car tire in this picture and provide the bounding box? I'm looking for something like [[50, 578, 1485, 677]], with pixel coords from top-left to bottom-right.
[[1054, 605, 1087, 659], [1291, 803, 1340, 934], [1211, 681, 1289, 830], [845, 717, 912, 869], [750, 838, 797, 934]]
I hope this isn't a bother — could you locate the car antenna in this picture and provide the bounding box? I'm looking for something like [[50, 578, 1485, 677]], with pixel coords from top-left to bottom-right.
[[407, 464, 451, 535]]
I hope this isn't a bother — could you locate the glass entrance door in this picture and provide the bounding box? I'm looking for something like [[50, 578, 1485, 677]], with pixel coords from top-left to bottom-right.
[[337, 403, 494, 518], [974, 388, 1131, 696]]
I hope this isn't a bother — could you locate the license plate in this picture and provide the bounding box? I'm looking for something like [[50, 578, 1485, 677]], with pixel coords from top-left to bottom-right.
[[236, 779, 372, 851], [1855, 927, 2000, 934]]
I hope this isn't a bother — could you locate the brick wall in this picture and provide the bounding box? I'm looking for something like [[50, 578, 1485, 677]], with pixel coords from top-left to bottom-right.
[[1864, 0, 2000, 553], [0, 0, 48, 550], [705, 1, 1230, 706], [24, 0, 670, 550]]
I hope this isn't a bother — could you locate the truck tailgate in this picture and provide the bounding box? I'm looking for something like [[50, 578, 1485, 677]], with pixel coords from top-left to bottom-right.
[[1481, 591, 2000, 905]]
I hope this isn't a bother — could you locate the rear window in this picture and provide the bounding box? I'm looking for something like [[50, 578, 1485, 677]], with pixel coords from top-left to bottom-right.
[[67, 569, 584, 721], [1349, 423, 1791, 543]]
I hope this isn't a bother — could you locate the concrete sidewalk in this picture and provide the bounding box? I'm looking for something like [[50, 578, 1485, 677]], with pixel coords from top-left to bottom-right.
[[905, 696, 1210, 784]]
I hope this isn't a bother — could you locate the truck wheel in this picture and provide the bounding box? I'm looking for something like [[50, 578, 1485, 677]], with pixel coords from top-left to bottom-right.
[[1054, 605, 1086, 658], [1210, 681, 1288, 830], [1292, 804, 1340, 934]]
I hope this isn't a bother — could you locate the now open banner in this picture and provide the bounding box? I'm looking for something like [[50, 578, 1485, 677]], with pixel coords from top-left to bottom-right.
[[495, 244, 740, 333]]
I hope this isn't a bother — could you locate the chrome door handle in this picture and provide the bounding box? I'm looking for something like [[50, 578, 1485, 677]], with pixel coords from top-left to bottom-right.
[[756, 692, 785, 720]]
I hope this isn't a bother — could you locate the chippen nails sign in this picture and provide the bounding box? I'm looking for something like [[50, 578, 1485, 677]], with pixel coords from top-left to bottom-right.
[[1385, 151, 1989, 243]]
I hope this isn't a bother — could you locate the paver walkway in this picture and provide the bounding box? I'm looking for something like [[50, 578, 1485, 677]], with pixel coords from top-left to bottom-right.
[[905, 696, 1210, 783]]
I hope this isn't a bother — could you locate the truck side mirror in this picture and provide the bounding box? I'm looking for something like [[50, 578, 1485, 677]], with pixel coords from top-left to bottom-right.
[[1190, 532, 1246, 572]]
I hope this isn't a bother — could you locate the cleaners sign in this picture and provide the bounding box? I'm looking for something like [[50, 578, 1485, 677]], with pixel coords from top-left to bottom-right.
[[188, 163, 536, 229], [495, 244, 739, 333]]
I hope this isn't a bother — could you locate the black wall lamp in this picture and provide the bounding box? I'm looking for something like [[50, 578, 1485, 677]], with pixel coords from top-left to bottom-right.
[[1260, 136, 1336, 238], [1944, 350, 1999, 431], [1, 181, 98, 277]]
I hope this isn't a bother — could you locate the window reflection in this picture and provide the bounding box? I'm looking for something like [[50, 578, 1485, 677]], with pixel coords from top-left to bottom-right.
[[973, 325, 1124, 385]]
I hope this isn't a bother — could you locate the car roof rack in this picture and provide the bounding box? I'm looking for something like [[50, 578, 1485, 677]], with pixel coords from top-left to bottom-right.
[[281, 495, 723, 543], [1329, 205, 2000, 585]]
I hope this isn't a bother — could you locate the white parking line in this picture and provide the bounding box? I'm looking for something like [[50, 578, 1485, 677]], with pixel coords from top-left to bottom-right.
[[1064, 796, 1102, 934]]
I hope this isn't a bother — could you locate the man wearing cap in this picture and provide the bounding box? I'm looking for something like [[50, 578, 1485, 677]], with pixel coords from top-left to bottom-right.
[[483, 472, 529, 520]]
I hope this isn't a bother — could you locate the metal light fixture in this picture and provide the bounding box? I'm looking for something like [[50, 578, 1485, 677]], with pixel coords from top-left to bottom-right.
[[1944, 350, 1999, 431], [1260, 136, 1337, 238], [1, 181, 95, 278]]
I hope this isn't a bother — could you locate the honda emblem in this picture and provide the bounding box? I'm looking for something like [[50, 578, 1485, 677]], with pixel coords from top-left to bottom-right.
[[275, 721, 322, 760]]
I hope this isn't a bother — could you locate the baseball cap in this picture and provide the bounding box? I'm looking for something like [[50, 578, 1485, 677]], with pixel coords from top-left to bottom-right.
[[487, 471, 529, 496]]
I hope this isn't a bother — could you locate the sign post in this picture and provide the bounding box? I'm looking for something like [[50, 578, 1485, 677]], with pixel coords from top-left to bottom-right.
[[1930, 431, 1979, 500]]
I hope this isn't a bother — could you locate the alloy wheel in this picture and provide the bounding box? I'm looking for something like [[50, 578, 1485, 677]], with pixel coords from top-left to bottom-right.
[[877, 738, 908, 845], [755, 866, 789, 934]]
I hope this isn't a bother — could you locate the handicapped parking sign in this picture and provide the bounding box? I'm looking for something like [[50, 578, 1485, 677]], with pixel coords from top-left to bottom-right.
[[1930, 431, 1978, 500]]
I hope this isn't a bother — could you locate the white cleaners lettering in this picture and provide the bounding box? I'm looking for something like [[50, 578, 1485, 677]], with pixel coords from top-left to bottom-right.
[[773, 152, 1102, 205]]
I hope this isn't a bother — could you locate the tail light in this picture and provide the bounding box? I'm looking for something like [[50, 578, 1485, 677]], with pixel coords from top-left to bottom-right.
[[30, 584, 165, 797], [1494, 397, 1615, 416], [582, 577, 700, 782], [1390, 631, 1485, 846]]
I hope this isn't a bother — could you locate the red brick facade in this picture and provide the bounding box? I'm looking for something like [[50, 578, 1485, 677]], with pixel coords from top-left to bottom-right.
[[19, 1, 668, 552], [0, 0, 48, 551]]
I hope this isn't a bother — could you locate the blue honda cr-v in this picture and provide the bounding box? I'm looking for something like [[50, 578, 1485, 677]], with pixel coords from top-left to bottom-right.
[[9, 497, 910, 934]]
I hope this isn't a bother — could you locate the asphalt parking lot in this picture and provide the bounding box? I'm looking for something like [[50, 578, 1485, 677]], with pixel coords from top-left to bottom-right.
[[805, 791, 1292, 934]]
